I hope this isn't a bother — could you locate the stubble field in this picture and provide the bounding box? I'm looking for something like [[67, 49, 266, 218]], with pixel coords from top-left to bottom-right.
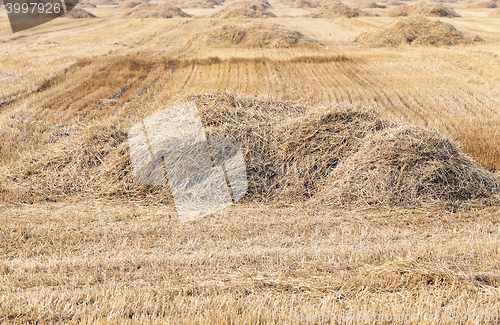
[[1, 0, 500, 323]]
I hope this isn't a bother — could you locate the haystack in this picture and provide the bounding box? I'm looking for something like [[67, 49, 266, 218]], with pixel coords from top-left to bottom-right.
[[186, 22, 321, 48], [390, 1, 460, 17], [210, 0, 276, 18], [467, 1, 497, 8], [314, 126, 500, 208], [116, 1, 139, 8], [356, 16, 483, 46], [354, 0, 386, 9], [317, 1, 371, 18], [63, 8, 98, 18], [1, 91, 498, 210], [123, 3, 191, 18]]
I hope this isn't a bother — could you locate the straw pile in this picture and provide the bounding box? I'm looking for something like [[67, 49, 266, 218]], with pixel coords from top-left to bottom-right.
[[77, 1, 97, 8], [385, 0, 403, 6], [165, 0, 223, 8], [186, 22, 321, 48], [294, 0, 321, 8], [88, 0, 115, 5], [116, 1, 139, 8], [63, 8, 98, 18], [314, 126, 500, 208], [390, 1, 460, 17], [467, 1, 497, 8], [1, 91, 498, 209], [123, 3, 191, 18], [210, 0, 276, 18], [356, 16, 484, 46], [317, 1, 371, 18], [354, 1, 386, 9]]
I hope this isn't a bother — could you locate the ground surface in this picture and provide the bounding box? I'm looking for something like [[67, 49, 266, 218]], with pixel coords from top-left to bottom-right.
[[1, 0, 500, 323]]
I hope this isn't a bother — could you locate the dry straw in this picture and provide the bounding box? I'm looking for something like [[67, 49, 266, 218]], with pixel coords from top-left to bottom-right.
[[1, 91, 498, 210]]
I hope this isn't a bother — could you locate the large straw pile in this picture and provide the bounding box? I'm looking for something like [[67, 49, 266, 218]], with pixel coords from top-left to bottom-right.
[[390, 1, 460, 17], [210, 0, 276, 18], [356, 16, 483, 46], [1, 91, 498, 209], [186, 22, 321, 48], [123, 3, 191, 18], [314, 126, 500, 208], [317, 1, 371, 18]]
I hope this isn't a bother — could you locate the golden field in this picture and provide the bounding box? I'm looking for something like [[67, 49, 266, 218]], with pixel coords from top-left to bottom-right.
[[1, 0, 500, 323]]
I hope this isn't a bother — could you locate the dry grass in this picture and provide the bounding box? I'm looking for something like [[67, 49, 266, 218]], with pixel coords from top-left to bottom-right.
[[390, 1, 461, 17], [355, 16, 484, 46]]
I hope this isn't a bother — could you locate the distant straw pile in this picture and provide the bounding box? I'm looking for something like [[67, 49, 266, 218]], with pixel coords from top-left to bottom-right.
[[116, 1, 139, 9], [354, 1, 386, 9], [390, 1, 460, 17], [467, 1, 497, 8], [63, 8, 97, 18], [356, 16, 484, 46], [186, 22, 321, 48], [165, 0, 223, 8], [1, 91, 498, 209], [123, 3, 191, 18], [317, 1, 372, 18], [210, 0, 276, 18]]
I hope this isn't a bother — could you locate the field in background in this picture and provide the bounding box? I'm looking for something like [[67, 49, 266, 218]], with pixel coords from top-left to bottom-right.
[[1, 0, 500, 323]]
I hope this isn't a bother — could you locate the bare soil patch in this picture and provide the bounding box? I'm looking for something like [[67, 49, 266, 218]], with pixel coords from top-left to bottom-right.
[[122, 3, 191, 18], [390, 1, 460, 17]]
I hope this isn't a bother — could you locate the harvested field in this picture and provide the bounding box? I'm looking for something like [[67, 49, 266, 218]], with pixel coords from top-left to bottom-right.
[[186, 22, 321, 47], [122, 3, 191, 18], [1, 2, 500, 323], [210, 0, 276, 18], [390, 1, 460, 17], [356, 16, 484, 46], [63, 8, 98, 18]]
